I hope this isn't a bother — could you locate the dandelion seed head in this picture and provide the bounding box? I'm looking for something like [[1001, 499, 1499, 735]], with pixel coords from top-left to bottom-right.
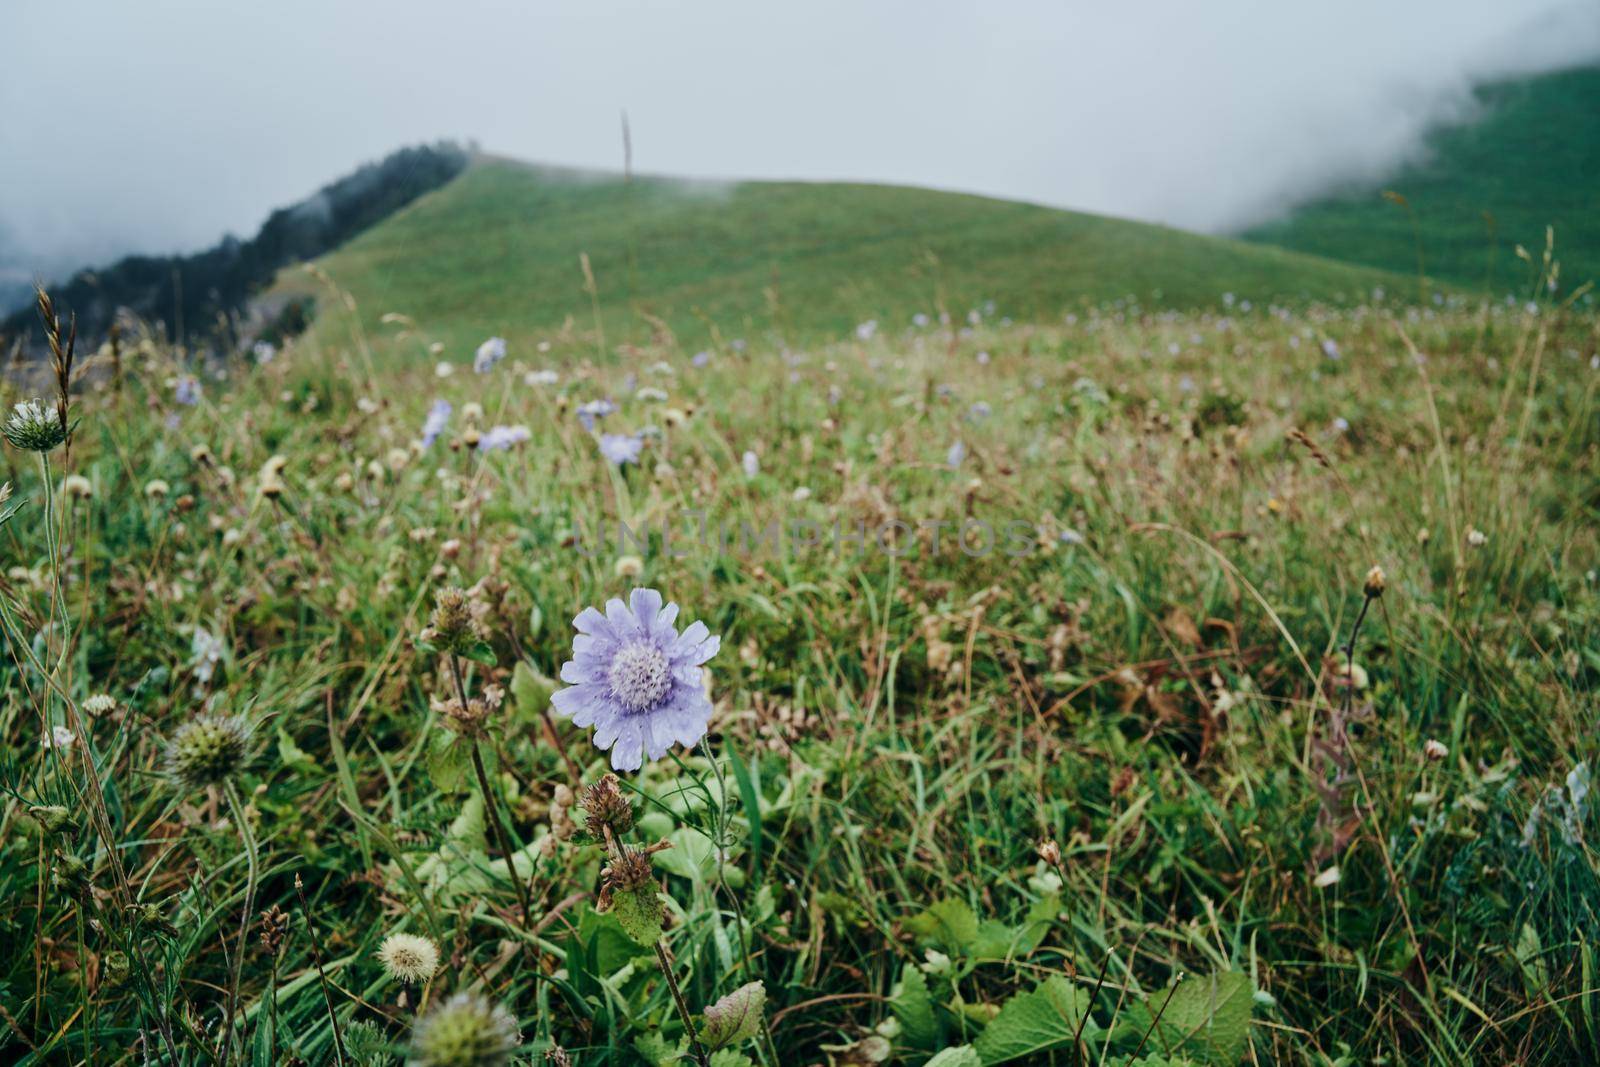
[[377, 932, 439, 984]]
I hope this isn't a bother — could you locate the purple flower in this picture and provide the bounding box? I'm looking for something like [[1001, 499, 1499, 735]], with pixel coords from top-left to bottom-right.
[[577, 398, 616, 432], [420, 399, 451, 448], [474, 336, 507, 373], [175, 376, 202, 406], [599, 432, 643, 466], [946, 440, 966, 468], [552, 588, 721, 770], [478, 424, 531, 451], [692, 350, 712, 368]]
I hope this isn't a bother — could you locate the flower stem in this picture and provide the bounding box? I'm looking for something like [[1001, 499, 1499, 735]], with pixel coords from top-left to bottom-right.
[[654, 941, 709, 1067], [451, 650, 535, 927], [223, 781, 260, 1067]]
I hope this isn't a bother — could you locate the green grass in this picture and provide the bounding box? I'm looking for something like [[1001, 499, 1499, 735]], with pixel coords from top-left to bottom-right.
[[1245, 64, 1600, 297], [278, 156, 1412, 358], [1, 283, 1596, 1064]]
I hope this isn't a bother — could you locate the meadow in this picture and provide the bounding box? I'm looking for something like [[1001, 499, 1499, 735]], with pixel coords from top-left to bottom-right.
[[0, 274, 1596, 1066]]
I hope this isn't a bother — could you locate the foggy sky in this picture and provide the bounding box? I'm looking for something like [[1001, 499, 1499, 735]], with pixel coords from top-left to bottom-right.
[[3, 0, 1598, 288]]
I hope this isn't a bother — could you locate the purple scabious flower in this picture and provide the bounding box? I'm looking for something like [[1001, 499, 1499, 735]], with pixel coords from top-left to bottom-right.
[[577, 398, 616, 432], [478, 424, 531, 451], [175, 376, 202, 406], [552, 588, 720, 770], [474, 336, 508, 374], [420, 399, 452, 448], [599, 432, 643, 466]]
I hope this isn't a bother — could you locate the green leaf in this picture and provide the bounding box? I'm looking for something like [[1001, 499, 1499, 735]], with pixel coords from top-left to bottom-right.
[[892, 965, 942, 1051], [509, 660, 556, 726], [612, 885, 665, 946], [925, 1048, 982, 1067], [1145, 971, 1253, 1066], [972, 976, 1093, 1065], [700, 980, 766, 1050], [459, 640, 499, 666], [423, 730, 469, 793], [906, 898, 980, 953], [708, 1051, 756, 1067]]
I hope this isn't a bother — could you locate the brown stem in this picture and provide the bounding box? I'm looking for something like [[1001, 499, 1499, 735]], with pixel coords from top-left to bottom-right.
[[655, 941, 710, 1067]]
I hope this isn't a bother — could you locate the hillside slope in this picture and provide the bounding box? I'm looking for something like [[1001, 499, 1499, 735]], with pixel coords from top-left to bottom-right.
[[1245, 64, 1600, 296], [284, 157, 1407, 356]]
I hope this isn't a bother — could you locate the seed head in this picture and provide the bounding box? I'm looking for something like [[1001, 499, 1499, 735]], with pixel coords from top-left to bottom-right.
[[603, 846, 656, 893], [377, 932, 440, 984], [3, 399, 67, 453], [259, 905, 290, 956], [1363, 565, 1386, 599], [579, 774, 634, 839], [421, 586, 489, 654], [408, 992, 520, 1067], [163, 714, 250, 790]]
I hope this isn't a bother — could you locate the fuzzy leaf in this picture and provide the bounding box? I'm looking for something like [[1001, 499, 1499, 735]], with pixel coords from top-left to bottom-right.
[[972, 976, 1093, 1064], [700, 980, 766, 1050], [925, 1049, 982, 1067], [906, 898, 980, 953], [612, 885, 665, 946], [1145, 971, 1253, 1066], [892, 965, 942, 1050]]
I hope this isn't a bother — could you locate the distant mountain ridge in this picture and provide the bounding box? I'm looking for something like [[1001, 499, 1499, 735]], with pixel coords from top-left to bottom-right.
[[1, 142, 470, 356]]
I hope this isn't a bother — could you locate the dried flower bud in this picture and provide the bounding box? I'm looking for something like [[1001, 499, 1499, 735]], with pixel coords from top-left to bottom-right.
[[603, 846, 656, 893], [1363, 565, 1386, 599], [259, 905, 289, 955], [1038, 839, 1062, 867], [1424, 738, 1449, 761], [580, 774, 634, 838]]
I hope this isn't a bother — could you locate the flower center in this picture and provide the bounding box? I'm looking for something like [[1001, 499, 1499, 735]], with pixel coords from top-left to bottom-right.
[[607, 641, 671, 713]]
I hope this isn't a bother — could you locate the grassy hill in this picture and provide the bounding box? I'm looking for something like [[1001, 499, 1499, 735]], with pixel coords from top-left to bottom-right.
[[1245, 64, 1600, 297], [281, 156, 1407, 356]]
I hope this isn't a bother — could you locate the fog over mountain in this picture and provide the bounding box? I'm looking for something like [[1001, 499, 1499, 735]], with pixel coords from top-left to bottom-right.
[[3, 0, 1598, 311]]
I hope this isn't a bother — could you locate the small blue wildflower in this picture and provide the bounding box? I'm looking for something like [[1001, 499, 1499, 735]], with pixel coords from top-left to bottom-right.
[[474, 336, 507, 374], [478, 424, 531, 451], [175, 376, 202, 406], [599, 432, 643, 466], [420, 400, 451, 448], [551, 588, 721, 771], [946, 440, 966, 468], [577, 399, 616, 431]]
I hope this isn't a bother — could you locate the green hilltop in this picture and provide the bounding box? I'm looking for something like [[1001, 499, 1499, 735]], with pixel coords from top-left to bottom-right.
[[1245, 64, 1600, 297], [280, 156, 1406, 356]]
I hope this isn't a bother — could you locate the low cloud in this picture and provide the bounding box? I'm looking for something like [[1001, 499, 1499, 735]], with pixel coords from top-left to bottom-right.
[[2, 0, 1596, 295]]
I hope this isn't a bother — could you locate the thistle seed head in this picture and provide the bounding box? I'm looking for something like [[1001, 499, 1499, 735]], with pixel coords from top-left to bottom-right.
[[407, 992, 520, 1067], [163, 714, 250, 791]]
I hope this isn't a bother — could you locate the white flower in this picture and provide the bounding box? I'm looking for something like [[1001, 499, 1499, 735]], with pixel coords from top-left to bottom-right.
[[741, 451, 760, 478], [1313, 866, 1341, 888], [1466, 528, 1488, 548], [433, 361, 455, 379], [43, 725, 75, 750]]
